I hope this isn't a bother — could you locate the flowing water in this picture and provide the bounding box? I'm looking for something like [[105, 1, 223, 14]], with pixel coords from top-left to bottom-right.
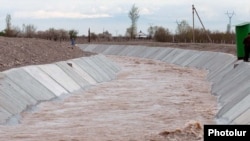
[[0, 56, 218, 141]]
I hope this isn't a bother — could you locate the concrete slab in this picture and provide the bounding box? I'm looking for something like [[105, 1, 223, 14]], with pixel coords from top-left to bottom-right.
[[0, 89, 27, 115], [126, 46, 148, 57], [96, 54, 121, 72], [92, 44, 110, 53], [186, 51, 218, 69], [39, 64, 81, 93], [72, 58, 105, 83], [217, 86, 250, 117], [161, 48, 184, 63], [102, 45, 126, 55], [212, 62, 249, 95], [5, 68, 56, 101], [217, 94, 250, 123], [56, 62, 90, 89], [173, 50, 199, 66], [94, 54, 121, 72], [207, 57, 237, 83], [232, 108, 250, 124], [90, 56, 117, 79], [78, 44, 96, 52], [24, 66, 68, 96], [215, 71, 249, 98], [0, 76, 37, 107], [118, 46, 136, 56], [0, 78, 37, 117], [0, 107, 12, 124], [140, 47, 163, 59], [218, 76, 250, 105], [148, 47, 174, 60], [169, 49, 193, 64], [180, 51, 204, 67], [80, 57, 111, 81], [122, 46, 142, 57], [65, 60, 97, 85]]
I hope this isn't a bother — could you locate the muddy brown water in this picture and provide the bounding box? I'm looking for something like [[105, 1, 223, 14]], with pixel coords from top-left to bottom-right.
[[0, 56, 218, 141]]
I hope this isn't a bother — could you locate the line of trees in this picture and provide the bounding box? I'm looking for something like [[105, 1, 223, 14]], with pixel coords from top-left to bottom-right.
[[1, 12, 236, 44], [125, 4, 235, 44], [148, 20, 235, 44], [1, 14, 78, 42]]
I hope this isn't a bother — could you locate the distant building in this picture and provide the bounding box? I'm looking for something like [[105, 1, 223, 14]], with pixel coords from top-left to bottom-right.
[[136, 30, 148, 39]]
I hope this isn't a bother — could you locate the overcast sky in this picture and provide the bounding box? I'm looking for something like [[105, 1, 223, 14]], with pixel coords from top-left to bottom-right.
[[0, 0, 250, 36]]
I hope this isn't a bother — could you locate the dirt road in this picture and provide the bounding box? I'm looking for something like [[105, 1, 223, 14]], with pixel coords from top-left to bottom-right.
[[0, 56, 218, 141]]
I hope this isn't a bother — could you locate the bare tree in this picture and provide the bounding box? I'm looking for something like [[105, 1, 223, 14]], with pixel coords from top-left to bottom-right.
[[154, 26, 172, 42], [128, 4, 140, 39], [22, 24, 37, 38], [5, 14, 12, 37]]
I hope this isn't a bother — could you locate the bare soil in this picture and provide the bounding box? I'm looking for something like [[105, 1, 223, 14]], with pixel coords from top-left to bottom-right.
[[0, 37, 95, 72]]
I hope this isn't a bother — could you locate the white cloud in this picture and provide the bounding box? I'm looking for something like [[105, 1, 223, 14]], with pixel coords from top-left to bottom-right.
[[14, 10, 112, 19], [1, 0, 250, 35], [140, 7, 154, 15]]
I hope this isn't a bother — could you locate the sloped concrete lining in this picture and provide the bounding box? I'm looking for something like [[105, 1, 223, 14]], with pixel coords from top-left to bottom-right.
[[118, 46, 138, 56], [126, 46, 148, 57], [204, 53, 236, 73], [56, 61, 90, 89], [102, 45, 126, 55], [179, 51, 203, 67], [24, 66, 68, 96], [73, 58, 105, 83], [140, 47, 163, 59], [217, 86, 250, 120], [0, 78, 37, 115], [92, 44, 110, 53], [0, 77, 37, 107], [80, 57, 111, 81], [80, 44, 99, 52], [147, 47, 174, 60], [217, 72, 250, 105], [5, 68, 56, 101], [212, 62, 249, 95], [217, 94, 250, 124], [161, 48, 188, 63], [65, 60, 97, 85], [89, 56, 117, 79], [39, 64, 82, 93], [0, 54, 120, 124], [207, 57, 237, 83], [78, 44, 249, 125], [0, 107, 12, 124], [173, 50, 200, 66], [185, 51, 218, 69], [93, 54, 121, 73], [233, 108, 250, 124]]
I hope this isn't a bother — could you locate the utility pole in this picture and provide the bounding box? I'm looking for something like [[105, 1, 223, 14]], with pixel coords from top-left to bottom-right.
[[225, 11, 235, 33], [88, 28, 90, 43], [192, 4, 212, 43], [192, 5, 195, 42]]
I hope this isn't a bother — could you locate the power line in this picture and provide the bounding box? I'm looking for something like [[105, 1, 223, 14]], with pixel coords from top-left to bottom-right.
[[225, 11, 235, 33], [192, 4, 212, 43]]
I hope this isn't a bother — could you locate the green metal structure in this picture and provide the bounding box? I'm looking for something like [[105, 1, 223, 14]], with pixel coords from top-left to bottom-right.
[[235, 22, 250, 59]]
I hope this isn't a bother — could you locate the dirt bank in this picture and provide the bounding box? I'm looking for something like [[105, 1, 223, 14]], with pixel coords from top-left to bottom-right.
[[0, 37, 94, 72]]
